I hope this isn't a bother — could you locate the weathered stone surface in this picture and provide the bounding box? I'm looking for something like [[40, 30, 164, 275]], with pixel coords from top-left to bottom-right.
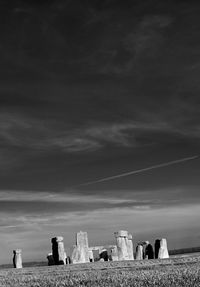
[[136, 244, 143, 260], [142, 241, 149, 259], [154, 239, 160, 259], [158, 238, 169, 259], [71, 231, 90, 264], [127, 234, 134, 260], [51, 236, 66, 265], [145, 243, 154, 259], [111, 246, 118, 261], [47, 253, 55, 266], [13, 249, 22, 268], [100, 249, 109, 261], [88, 250, 94, 262], [115, 230, 134, 261], [115, 230, 129, 237]]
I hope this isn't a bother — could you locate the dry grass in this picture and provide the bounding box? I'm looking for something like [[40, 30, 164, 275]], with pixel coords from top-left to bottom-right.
[[1, 255, 200, 287]]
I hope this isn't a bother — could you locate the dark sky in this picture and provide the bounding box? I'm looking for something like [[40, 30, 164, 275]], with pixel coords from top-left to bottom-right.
[[1, 0, 200, 264]]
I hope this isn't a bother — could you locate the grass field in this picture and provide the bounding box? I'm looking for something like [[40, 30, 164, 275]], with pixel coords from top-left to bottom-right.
[[1, 255, 200, 287]]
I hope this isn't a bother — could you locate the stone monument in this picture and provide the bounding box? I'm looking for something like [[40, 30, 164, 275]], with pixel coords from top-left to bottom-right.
[[47, 253, 55, 266], [136, 244, 143, 260], [71, 231, 90, 264], [51, 236, 66, 265], [142, 241, 149, 259], [158, 238, 169, 259], [154, 239, 160, 259], [145, 243, 154, 259], [88, 250, 94, 262], [111, 246, 119, 261], [114, 230, 134, 261], [13, 249, 22, 268]]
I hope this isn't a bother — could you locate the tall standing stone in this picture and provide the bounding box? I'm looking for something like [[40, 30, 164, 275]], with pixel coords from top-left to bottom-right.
[[145, 243, 154, 259], [136, 244, 143, 260], [13, 249, 22, 268], [115, 230, 134, 261], [154, 239, 160, 259], [142, 241, 149, 259], [158, 238, 169, 259], [51, 236, 66, 265], [71, 231, 90, 264], [127, 234, 134, 260]]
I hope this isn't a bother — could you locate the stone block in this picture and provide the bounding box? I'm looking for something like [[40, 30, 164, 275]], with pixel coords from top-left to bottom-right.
[[51, 236, 66, 265], [71, 231, 90, 264], [158, 238, 169, 259], [13, 249, 22, 268], [154, 239, 160, 259], [47, 253, 55, 266], [136, 244, 143, 260]]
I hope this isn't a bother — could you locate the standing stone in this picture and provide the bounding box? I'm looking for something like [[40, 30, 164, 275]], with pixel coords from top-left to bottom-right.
[[115, 230, 134, 261], [158, 238, 169, 259], [71, 231, 90, 264], [127, 234, 134, 260], [88, 250, 94, 262], [51, 236, 66, 265], [47, 253, 55, 266], [13, 249, 22, 268], [111, 246, 118, 261], [136, 244, 143, 260], [145, 243, 154, 259], [100, 249, 109, 261], [154, 239, 160, 259], [142, 241, 149, 259]]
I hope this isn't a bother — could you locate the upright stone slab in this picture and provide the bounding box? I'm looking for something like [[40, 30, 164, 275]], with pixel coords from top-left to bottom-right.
[[47, 253, 55, 266], [51, 236, 66, 265], [13, 249, 22, 268], [145, 243, 154, 259], [158, 238, 169, 259], [115, 230, 134, 261], [110, 246, 118, 261], [71, 231, 90, 264], [136, 244, 143, 260], [154, 239, 161, 259], [88, 250, 94, 262], [127, 234, 134, 260], [142, 241, 149, 259]]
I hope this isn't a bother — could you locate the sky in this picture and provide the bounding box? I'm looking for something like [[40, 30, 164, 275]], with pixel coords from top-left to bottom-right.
[[0, 0, 200, 264]]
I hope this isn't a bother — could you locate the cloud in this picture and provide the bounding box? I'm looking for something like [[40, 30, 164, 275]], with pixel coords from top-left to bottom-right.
[[0, 112, 173, 154]]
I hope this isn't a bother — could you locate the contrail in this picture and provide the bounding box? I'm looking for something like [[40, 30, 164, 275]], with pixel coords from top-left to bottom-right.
[[76, 155, 199, 187]]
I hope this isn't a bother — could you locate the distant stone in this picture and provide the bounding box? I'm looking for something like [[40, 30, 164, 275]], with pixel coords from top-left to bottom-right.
[[142, 241, 149, 259], [111, 246, 118, 261], [51, 236, 66, 265], [154, 239, 161, 259], [99, 258, 104, 262], [100, 249, 109, 261], [136, 244, 143, 260], [115, 230, 129, 237], [71, 231, 90, 264], [115, 230, 134, 261], [13, 249, 22, 268], [145, 243, 154, 259], [88, 250, 94, 262], [158, 238, 169, 259], [127, 234, 134, 260], [47, 253, 55, 266], [66, 256, 72, 264]]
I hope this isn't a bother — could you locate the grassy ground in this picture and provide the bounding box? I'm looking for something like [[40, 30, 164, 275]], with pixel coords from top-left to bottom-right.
[[1, 255, 200, 287]]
